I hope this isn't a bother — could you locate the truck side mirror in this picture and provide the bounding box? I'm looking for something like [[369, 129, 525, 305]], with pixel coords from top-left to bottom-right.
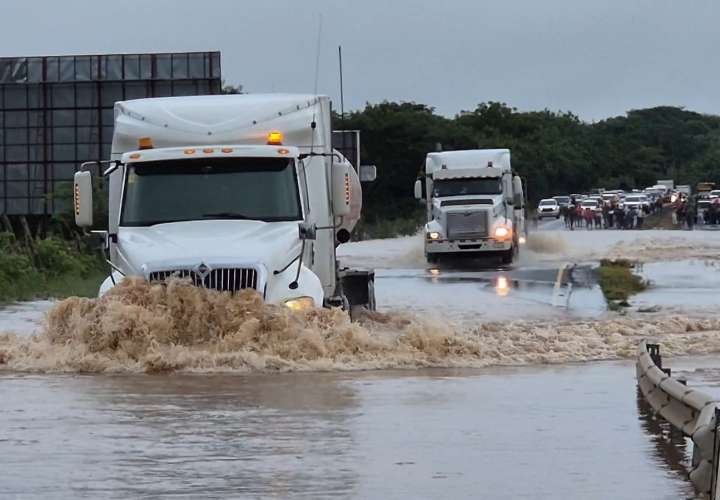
[[359, 164, 377, 182], [332, 163, 352, 216], [414, 179, 423, 200], [513, 175, 524, 208], [74, 171, 93, 227], [298, 222, 317, 240]]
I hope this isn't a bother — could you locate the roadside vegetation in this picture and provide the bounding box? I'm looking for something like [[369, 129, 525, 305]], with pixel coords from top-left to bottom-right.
[[352, 208, 425, 240], [643, 205, 678, 230], [597, 259, 647, 309], [336, 103, 720, 235], [0, 231, 106, 303]]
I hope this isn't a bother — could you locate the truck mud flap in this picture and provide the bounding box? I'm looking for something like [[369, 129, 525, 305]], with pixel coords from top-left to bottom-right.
[[339, 268, 376, 313]]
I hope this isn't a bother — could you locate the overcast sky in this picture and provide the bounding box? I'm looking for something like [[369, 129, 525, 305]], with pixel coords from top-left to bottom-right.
[[2, 0, 718, 121]]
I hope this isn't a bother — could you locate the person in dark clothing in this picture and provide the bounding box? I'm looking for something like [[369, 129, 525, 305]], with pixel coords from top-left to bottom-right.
[[676, 202, 687, 228], [626, 206, 637, 229], [602, 204, 610, 228], [615, 206, 625, 229]]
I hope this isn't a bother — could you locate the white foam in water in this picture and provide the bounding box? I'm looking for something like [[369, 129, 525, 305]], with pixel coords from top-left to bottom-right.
[[0, 278, 719, 374]]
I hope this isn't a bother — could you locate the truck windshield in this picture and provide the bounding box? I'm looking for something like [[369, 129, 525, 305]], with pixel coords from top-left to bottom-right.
[[432, 178, 502, 197], [121, 157, 302, 226]]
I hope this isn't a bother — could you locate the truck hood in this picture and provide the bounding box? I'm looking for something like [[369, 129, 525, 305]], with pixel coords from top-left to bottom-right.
[[116, 220, 301, 276]]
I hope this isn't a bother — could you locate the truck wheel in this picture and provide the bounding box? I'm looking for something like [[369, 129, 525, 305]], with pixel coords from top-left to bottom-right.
[[426, 254, 439, 264], [348, 279, 376, 321], [501, 247, 514, 265]]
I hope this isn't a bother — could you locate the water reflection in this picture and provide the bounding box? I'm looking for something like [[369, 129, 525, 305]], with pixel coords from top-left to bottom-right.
[[635, 388, 692, 483], [495, 275, 510, 296], [1, 374, 362, 499]]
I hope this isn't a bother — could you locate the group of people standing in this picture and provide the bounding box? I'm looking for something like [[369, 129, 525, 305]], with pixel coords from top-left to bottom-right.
[[561, 196, 661, 230], [675, 196, 720, 229]]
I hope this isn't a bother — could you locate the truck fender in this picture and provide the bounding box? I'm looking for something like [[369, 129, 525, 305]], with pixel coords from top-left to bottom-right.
[[98, 271, 125, 297]]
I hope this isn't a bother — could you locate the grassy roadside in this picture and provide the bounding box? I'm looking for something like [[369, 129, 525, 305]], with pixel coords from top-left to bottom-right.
[[597, 259, 647, 310], [0, 232, 106, 304], [643, 205, 678, 230]]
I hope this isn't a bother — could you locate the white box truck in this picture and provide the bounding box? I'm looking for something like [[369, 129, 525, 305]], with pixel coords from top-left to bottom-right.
[[413, 149, 525, 264], [73, 94, 375, 312]]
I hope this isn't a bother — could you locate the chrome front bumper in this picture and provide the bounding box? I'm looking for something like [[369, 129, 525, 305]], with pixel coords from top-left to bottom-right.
[[425, 238, 512, 254]]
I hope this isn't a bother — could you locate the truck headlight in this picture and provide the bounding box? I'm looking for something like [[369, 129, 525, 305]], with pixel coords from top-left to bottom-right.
[[493, 226, 511, 240], [428, 231, 440, 240], [284, 296, 316, 311]]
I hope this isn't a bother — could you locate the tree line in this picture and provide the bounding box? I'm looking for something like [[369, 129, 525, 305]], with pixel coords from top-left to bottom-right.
[[335, 102, 720, 225]]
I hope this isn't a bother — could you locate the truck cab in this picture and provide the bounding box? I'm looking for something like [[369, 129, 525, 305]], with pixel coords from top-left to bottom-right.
[[414, 149, 525, 265], [73, 94, 375, 312]]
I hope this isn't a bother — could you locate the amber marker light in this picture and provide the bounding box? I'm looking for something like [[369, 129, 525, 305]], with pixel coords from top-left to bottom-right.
[[267, 130, 284, 145]]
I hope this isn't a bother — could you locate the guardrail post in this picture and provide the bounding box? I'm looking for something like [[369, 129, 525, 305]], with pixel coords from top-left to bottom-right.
[[646, 342, 671, 376]]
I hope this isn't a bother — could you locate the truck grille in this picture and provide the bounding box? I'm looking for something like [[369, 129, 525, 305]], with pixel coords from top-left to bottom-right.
[[447, 211, 489, 240], [148, 268, 258, 293]]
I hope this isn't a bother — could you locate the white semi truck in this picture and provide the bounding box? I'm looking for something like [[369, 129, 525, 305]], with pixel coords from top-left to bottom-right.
[[413, 149, 525, 264], [73, 94, 375, 312]]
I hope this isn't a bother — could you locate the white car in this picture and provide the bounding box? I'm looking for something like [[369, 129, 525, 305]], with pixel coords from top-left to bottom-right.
[[537, 199, 560, 219], [580, 199, 602, 213], [624, 194, 649, 212], [709, 190, 720, 199]]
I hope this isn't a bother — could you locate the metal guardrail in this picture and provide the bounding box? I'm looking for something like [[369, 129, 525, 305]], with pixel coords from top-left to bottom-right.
[[636, 340, 720, 498], [551, 262, 573, 308]]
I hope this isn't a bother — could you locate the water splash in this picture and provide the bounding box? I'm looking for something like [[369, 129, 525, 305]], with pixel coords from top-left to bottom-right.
[[1, 278, 720, 374]]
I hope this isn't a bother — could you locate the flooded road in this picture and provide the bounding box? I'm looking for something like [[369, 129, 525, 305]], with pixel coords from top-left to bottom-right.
[[4, 228, 720, 497], [0, 362, 696, 499]]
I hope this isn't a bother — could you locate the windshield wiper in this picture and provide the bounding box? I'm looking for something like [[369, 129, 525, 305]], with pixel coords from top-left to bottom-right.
[[202, 212, 252, 220]]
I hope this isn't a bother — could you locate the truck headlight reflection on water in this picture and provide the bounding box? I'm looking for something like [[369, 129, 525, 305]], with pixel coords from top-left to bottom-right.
[[495, 276, 510, 297]]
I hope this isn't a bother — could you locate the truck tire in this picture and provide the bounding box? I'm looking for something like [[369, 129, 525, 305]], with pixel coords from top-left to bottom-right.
[[426, 253, 439, 264], [501, 246, 514, 265]]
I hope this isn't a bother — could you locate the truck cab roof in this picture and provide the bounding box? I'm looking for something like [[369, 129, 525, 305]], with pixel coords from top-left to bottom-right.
[[112, 94, 329, 157], [426, 149, 511, 175]]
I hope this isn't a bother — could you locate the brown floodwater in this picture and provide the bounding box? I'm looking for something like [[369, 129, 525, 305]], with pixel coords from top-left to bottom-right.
[[0, 361, 698, 499]]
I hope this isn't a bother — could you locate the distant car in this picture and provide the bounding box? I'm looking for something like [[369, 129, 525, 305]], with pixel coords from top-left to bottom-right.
[[537, 199, 560, 219], [709, 190, 720, 199], [624, 194, 649, 212], [552, 195, 571, 208], [580, 199, 602, 213], [601, 193, 618, 205]]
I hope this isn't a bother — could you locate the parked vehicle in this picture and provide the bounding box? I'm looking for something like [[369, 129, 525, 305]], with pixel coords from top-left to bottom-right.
[[73, 93, 376, 312], [602, 193, 619, 205], [414, 149, 525, 264], [580, 199, 602, 213], [538, 199, 561, 219], [697, 182, 715, 194], [552, 195, 571, 209], [623, 194, 650, 212]]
